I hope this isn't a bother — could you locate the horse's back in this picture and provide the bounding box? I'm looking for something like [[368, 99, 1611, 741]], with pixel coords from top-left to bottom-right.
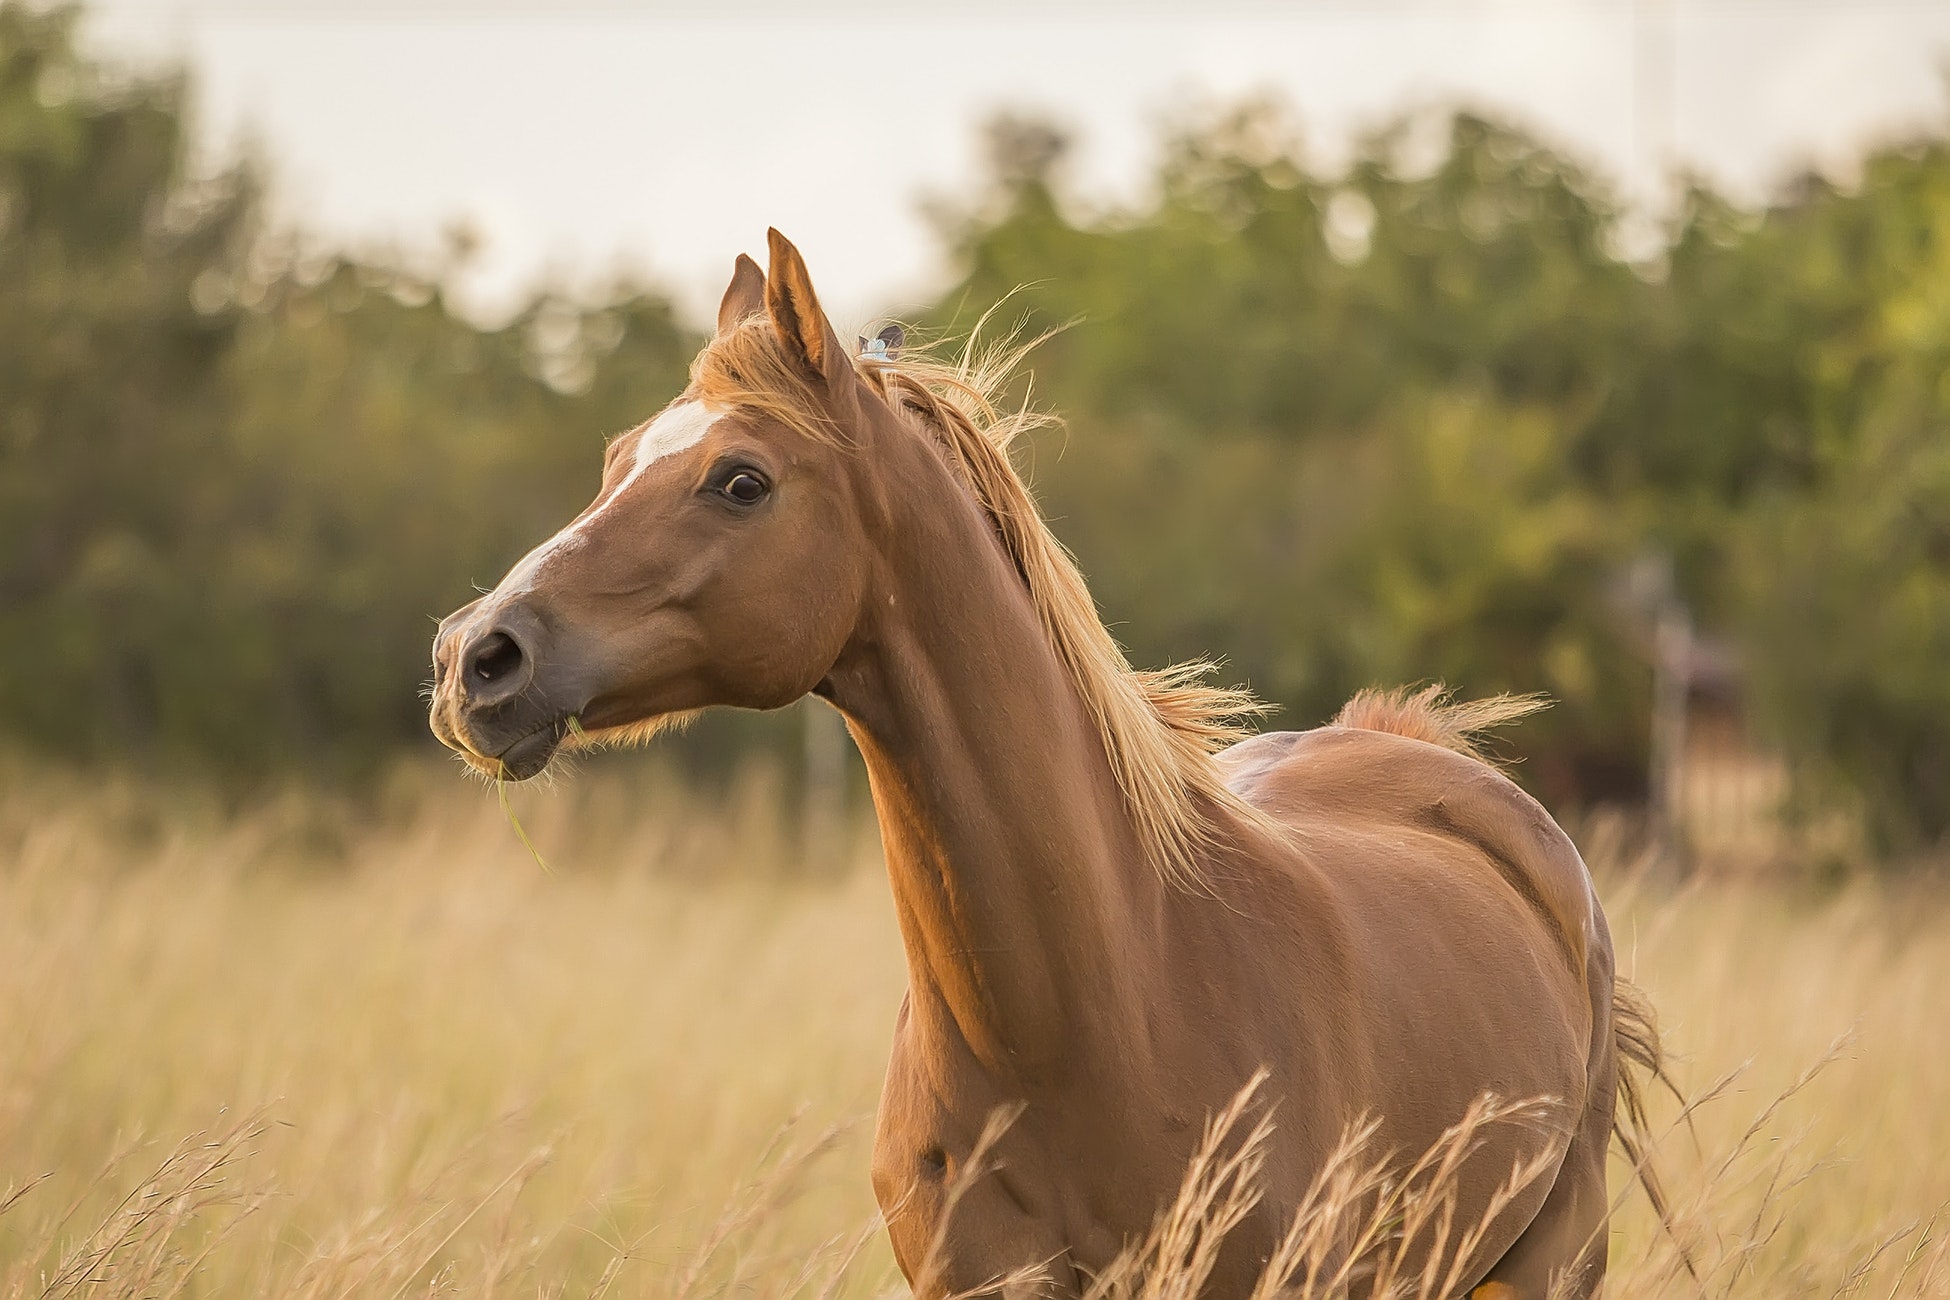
[[1220, 723, 1606, 1146], [1223, 725, 1602, 983]]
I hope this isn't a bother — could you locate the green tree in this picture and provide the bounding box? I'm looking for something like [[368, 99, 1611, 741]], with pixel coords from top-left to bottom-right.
[[1715, 142, 1950, 850], [0, 3, 701, 776], [932, 108, 1660, 805], [0, 2, 251, 753]]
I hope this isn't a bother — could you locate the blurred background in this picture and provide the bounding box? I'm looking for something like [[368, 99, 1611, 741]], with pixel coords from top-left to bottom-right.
[[9, 0, 1950, 864], [4, 3, 1950, 1294]]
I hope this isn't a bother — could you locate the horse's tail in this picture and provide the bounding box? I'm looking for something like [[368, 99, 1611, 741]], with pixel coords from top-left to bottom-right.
[[1611, 975, 1701, 1283], [1331, 684, 1548, 765]]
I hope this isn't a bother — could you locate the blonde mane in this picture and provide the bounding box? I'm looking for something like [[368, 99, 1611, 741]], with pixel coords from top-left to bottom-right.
[[692, 316, 1274, 892]]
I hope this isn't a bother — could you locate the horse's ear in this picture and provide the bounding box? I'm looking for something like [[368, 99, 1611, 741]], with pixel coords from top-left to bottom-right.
[[716, 253, 765, 336], [765, 228, 849, 388]]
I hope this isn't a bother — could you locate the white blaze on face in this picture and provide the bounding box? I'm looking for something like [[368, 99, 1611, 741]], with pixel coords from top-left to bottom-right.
[[489, 400, 721, 600]]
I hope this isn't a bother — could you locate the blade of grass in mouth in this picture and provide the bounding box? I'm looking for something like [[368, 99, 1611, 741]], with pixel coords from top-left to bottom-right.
[[497, 778, 551, 873], [496, 716, 587, 873]]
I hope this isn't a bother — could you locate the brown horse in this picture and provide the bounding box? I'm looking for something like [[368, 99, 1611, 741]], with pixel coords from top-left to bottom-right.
[[429, 230, 1667, 1298]]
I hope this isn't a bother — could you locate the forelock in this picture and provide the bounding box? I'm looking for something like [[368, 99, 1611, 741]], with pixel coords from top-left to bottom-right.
[[691, 316, 852, 447]]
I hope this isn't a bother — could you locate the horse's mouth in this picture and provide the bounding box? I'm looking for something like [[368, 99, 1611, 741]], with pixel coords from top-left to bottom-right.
[[490, 719, 567, 781], [436, 713, 568, 781]]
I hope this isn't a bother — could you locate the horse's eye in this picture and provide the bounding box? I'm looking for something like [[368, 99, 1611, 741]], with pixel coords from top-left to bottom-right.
[[723, 471, 768, 505]]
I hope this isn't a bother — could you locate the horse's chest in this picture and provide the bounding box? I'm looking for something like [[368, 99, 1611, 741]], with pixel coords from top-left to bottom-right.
[[869, 1010, 1122, 1289], [869, 1014, 1263, 1293]]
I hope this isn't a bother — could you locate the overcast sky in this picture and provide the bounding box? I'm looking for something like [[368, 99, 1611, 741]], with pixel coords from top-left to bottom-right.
[[82, 1, 1950, 329]]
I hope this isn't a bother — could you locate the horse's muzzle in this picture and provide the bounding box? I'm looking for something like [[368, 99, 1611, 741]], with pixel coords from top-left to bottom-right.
[[430, 599, 581, 780]]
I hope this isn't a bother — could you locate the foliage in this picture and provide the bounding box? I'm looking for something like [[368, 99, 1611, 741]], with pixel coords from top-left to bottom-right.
[[933, 102, 1950, 841], [1700, 150, 1950, 850], [0, 3, 697, 776]]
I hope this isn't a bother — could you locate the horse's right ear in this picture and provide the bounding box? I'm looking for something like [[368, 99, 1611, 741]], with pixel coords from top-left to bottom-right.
[[765, 228, 852, 391], [716, 253, 766, 335]]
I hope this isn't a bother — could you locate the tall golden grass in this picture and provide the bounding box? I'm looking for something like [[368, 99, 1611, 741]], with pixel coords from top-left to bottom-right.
[[0, 757, 1944, 1297]]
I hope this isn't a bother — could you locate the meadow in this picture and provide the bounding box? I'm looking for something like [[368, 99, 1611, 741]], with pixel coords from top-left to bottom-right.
[[1, 754, 1946, 1298]]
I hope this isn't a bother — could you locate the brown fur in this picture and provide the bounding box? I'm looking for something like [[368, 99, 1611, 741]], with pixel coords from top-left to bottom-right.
[[692, 303, 1275, 892], [427, 231, 1671, 1298]]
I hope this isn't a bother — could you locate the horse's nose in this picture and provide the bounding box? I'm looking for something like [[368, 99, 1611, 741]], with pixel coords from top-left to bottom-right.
[[433, 598, 483, 671], [457, 626, 534, 707]]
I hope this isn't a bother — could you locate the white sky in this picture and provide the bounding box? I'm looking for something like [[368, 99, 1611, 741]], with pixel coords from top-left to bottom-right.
[[83, 1, 1950, 330]]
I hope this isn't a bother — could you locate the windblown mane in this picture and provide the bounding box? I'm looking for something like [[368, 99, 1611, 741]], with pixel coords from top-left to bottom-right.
[[691, 316, 1274, 892], [1332, 685, 1547, 765]]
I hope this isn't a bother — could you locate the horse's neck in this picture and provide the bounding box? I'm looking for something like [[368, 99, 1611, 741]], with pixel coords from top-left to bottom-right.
[[824, 469, 1165, 1079]]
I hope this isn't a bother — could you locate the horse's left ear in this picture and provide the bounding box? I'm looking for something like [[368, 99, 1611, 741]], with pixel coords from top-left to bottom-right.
[[716, 253, 766, 336], [765, 228, 853, 391]]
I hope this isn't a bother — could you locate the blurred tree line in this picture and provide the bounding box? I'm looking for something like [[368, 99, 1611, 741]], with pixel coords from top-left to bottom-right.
[[2, 4, 1946, 851], [0, 4, 697, 776], [934, 107, 1950, 854]]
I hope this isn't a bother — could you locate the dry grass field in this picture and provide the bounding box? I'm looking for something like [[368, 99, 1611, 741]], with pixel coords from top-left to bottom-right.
[[1, 755, 1946, 1298]]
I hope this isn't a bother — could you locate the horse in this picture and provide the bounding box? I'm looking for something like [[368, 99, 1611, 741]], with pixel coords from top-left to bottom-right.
[[428, 229, 1670, 1298]]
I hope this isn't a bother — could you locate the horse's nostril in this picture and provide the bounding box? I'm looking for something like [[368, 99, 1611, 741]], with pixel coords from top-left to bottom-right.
[[465, 630, 525, 690]]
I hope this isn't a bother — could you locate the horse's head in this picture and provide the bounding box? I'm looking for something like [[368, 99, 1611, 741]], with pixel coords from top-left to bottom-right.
[[429, 230, 889, 779]]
